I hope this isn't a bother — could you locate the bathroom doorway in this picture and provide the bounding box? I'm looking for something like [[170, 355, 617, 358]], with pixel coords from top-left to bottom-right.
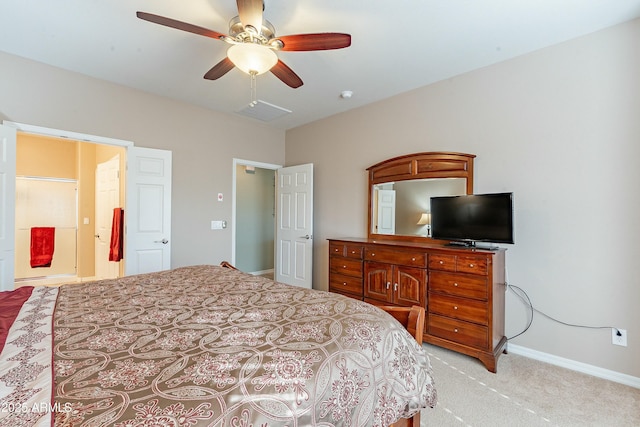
[[14, 132, 126, 286]]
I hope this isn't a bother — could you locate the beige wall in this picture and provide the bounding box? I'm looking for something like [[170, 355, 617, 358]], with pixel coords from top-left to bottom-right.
[[1, 50, 286, 269], [76, 142, 96, 276], [286, 19, 640, 378], [16, 133, 77, 178]]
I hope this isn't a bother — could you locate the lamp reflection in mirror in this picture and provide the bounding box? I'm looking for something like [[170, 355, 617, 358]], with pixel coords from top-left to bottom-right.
[[417, 212, 431, 237]]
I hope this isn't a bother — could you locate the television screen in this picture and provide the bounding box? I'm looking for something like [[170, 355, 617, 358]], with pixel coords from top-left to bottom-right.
[[430, 193, 514, 245]]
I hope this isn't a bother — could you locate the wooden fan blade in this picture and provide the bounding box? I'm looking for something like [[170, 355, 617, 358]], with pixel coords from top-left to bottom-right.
[[270, 60, 303, 88], [236, 0, 263, 34], [204, 58, 235, 80], [276, 33, 351, 51], [137, 11, 227, 40]]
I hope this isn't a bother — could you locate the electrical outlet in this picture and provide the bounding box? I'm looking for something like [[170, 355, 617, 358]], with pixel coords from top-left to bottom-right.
[[612, 329, 627, 347]]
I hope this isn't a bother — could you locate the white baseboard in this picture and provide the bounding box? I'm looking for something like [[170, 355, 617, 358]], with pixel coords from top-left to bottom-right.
[[508, 343, 640, 389], [249, 269, 274, 276]]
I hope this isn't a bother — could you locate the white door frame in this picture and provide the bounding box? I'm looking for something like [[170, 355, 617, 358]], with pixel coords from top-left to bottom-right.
[[231, 158, 281, 268], [4, 121, 134, 148], [0, 124, 16, 290]]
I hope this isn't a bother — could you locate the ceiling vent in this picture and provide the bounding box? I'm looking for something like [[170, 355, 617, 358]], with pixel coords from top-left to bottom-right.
[[237, 100, 291, 121]]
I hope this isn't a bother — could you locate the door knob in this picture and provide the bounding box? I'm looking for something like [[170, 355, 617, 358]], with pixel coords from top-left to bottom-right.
[[154, 239, 169, 244], [299, 234, 312, 240]]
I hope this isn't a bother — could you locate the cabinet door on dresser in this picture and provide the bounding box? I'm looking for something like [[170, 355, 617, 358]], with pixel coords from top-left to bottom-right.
[[364, 261, 426, 307], [395, 266, 426, 306], [363, 261, 393, 302]]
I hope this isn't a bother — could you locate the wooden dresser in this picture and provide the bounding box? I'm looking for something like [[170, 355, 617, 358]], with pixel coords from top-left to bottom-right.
[[329, 238, 506, 373]]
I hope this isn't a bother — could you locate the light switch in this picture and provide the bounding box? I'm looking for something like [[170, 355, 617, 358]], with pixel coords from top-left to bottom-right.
[[211, 220, 226, 230], [83, 217, 90, 225]]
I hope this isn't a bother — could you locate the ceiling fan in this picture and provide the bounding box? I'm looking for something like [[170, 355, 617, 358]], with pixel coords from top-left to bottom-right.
[[137, 0, 351, 89]]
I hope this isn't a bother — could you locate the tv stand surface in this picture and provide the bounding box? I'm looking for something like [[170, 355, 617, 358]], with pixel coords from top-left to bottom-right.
[[445, 241, 500, 250], [445, 241, 476, 248]]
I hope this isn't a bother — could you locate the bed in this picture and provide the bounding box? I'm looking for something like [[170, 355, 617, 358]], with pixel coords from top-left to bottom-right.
[[0, 264, 437, 426]]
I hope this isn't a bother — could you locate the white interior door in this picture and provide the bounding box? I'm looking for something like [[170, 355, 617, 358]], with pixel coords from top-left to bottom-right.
[[125, 147, 172, 276], [376, 189, 396, 235], [0, 124, 16, 291], [95, 155, 120, 279], [275, 163, 313, 288]]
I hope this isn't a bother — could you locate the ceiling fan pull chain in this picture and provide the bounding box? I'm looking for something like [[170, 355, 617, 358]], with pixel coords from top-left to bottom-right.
[[250, 71, 258, 107]]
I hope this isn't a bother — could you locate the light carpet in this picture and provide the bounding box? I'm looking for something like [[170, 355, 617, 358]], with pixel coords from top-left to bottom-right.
[[420, 343, 639, 426]]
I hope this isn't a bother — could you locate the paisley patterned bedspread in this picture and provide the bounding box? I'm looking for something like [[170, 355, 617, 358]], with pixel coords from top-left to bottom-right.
[[1, 265, 437, 426]]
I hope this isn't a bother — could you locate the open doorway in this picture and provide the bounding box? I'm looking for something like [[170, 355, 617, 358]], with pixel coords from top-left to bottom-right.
[[232, 159, 280, 277], [13, 132, 126, 286]]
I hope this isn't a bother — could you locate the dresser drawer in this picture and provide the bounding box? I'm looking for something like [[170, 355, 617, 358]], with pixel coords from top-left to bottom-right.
[[329, 256, 363, 277], [364, 247, 426, 267], [429, 253, 489, 275], [456, 255, 488, 275], [345, 244, 364, 259], [429, 254, 456, 272], [428, 314, 489, 349], [429, 271, 488, 300], [329, 274, 363, 296], [330, 243, 364, 259], [330, 242, 346, 257], [428, 292, 488, 325]]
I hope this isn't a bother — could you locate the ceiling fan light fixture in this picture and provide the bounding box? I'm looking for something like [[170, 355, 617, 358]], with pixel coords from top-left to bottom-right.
[[227, 43, 278, 75]]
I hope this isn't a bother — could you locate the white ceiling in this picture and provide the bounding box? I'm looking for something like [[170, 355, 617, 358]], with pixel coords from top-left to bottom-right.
[[2, 0, 640, 130]]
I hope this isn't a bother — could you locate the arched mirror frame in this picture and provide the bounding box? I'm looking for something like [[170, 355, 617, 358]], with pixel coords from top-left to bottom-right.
[[367, 152, 476, 243]]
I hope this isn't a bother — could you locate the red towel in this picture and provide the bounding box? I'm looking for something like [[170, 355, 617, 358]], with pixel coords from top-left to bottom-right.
[[30, 227, 55, 268], [109, 208, 124, 262]]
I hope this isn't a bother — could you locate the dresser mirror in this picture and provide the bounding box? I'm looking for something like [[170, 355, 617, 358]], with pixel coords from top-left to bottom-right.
[[367, 152, 475, 242]]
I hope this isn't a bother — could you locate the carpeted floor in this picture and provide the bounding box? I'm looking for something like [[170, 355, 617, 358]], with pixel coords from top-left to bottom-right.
[[420, 343, 640, 426]]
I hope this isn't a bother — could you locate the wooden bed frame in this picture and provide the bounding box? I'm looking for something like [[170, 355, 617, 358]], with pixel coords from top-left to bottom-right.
[[380, 305, 426, 427], [220, 263, 427, 426]]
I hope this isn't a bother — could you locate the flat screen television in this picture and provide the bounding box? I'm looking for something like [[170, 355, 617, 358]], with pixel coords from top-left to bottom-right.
[[430, 192, 514, 246]]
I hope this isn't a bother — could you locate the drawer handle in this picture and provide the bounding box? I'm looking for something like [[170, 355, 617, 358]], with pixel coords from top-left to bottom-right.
[[371, 253, 375, 256], [453, 306, 458, 310], [469, 263, 475, 267], [394, 283, 398, 291], [453, 283, 459, 287], [411, 257, 416, 261], [343, 265, 347, 269], [351, 250, 356, 254], [439, 260, 444, 264], [342, 282, 347, 286], [386, 282, 391, 290], [454, 328, 459, 333]]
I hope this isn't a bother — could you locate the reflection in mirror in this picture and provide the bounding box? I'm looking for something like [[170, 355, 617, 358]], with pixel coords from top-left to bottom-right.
[[372, 178, 467, 237]]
